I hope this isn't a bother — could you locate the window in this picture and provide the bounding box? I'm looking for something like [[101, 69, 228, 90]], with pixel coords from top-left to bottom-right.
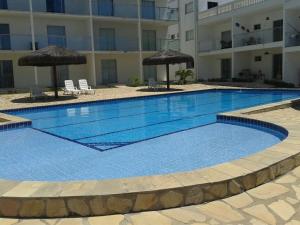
[[46, 0, 65, 13], [254, 56, 262, 62], [99, 28, 115, 50], [47, 25, 66, 47], [101, 59, 118, 84], [185, 29, 194, 42], [170, 34, 176, 40], [0, 60, 13, 88], [0, 24, 10, 50], [254, 24, 261, 30], [185, 2, 193, 14]]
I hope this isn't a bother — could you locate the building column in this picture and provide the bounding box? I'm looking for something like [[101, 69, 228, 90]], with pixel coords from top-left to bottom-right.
[[29, 0, 38, 86], [194, 0, 199, 80], [89, 0, 97, 87], [137, 0, 144, 83]]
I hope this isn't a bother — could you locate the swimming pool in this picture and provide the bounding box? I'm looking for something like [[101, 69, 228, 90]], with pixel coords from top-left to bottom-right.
[[2, 89, 300, 181]]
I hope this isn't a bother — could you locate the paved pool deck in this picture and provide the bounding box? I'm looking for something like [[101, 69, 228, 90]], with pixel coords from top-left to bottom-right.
[[1, 106, 300, 225]]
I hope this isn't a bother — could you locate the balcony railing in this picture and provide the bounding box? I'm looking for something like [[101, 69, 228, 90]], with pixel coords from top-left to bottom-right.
[[0, 34, 33, 50], [285, 23, 300, 47], [199, 0, 268, 20], [141, 6, 178, 21], [92, 1, 138, 18], [94, 36, 139, 52], [0, 0, 29, 11], [35, 35, 92, 51], [143, 39, 179, 51], [234, 27, 283, 47], [198, 39, 232, 53], [32, 0, 89, 15]]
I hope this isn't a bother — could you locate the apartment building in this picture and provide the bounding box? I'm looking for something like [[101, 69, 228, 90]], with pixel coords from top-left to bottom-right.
[[197, 0, 300, 86], [0, 0, 179, 89]]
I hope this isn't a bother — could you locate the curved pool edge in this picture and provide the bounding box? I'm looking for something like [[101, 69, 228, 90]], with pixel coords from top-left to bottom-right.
[[0, 100, 299, 218]]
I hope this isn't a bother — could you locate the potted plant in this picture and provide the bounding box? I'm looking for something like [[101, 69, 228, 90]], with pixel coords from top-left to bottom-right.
[[175, 69, 194, 84]]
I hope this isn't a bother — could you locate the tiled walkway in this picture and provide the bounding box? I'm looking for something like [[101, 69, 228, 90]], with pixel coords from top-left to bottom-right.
[[1, 107, 300, 224]]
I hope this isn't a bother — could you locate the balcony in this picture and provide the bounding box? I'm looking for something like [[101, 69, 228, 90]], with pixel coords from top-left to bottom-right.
[[0, 0, 29, 12], [199, 39, 232, 53], [35, 35, 92, 51], [199, 0, 269, 20], [286, 23, 300, 47], [94, 36, 139, 52], [141, 6, 178, 21], [0, 34, 33, 50], [92, 1, 138, 18], [143, 39, 179, 51], [234, 27, 283, 48], [32, 0, 89, 15]]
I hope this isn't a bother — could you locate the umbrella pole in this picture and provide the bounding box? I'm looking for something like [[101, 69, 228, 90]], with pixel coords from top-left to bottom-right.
[[166, 63, 170, 90], [52, 66, 58, 99]]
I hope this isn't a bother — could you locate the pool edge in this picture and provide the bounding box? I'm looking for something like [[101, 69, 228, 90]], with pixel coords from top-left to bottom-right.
[[0, 98, 299, 218]]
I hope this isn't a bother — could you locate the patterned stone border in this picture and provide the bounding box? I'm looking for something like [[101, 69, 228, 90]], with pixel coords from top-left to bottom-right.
[[0, 94, 300, 218]]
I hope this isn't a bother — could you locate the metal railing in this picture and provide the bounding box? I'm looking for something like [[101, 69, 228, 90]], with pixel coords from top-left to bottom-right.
[[199, 0, 268, 20], [94, 36, 139, 52], [35, 35, 92, 51], [0, 34, 32, 50], [0, 0, 29, 11], [32, 0, 89, 15], [141, 6, 178, 21], [198, 39, 232, 53], [142, 39, 179, 51], [285, 23, 300, 47], [92, 1, 138, 18], [234, 27, 283, 47]]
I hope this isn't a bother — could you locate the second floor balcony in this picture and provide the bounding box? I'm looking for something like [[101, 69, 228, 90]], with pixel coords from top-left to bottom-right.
[[199, 39, 232, 53], [0, 34, 32, 50], [94, 36, 139, 52], [143, 39, 179, 51], [286, 23, 300, 47], [234, 27, 283, 48]]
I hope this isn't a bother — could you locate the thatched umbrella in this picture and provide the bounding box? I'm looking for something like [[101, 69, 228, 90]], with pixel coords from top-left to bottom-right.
[[143, 50, 194, 90], [18, 46, 87, 98]]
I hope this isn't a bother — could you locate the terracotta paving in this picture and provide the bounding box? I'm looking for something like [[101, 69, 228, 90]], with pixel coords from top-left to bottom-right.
[[0, 107, 299, 224]]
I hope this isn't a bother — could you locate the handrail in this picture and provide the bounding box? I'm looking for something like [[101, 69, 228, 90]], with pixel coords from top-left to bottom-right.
[[199, 0, 268, 20]]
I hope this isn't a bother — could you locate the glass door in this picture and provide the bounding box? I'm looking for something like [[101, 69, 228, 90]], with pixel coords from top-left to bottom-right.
[[273, 54, 282, 80], [0, 0, 8, 9], [98, 0, 113, 16], [46, 0, 65, 13], [142, 30, 156, 51], [273, 20, 283, 42], [101, 59, 117, 84], [99, 28, 115, 51], [0, 60, 14, 88], [47, 25, 66, 47], [142, 0, 155, 19], [0, 24, 10, 50], [221, 58, 231, 80]]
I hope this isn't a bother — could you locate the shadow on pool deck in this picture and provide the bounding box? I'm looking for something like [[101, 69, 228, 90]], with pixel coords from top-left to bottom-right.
[[11, 95, 78, 103]]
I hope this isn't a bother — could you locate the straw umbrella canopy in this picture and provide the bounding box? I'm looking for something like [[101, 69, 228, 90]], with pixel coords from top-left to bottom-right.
[[143, 50, 194, 90], [18, 46, 87, 98]]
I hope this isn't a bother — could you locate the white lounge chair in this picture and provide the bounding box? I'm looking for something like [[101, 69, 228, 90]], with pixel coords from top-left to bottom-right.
[[63, 80, 81, 96], [78, 79, 95, 95]]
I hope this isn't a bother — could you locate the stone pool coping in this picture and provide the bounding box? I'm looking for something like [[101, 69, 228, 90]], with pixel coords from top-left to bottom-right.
[[0, 90, 300, 218]]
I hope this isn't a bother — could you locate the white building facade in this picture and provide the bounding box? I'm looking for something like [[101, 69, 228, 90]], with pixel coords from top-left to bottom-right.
[[2, 0, 300, 90], [197, 0, 300, 86], [0, 0, 179, 89]]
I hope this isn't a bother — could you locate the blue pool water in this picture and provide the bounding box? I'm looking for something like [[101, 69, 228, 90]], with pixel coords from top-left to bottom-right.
[[1, 89, 299, 181]]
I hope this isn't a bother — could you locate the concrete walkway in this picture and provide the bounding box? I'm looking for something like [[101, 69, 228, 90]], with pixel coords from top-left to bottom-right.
[[1, 107, 300, 225]]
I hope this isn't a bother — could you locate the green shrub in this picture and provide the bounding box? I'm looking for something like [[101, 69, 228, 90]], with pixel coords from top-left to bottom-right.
[[127, 75, 142, 87], [175, 69, 194, 84]]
